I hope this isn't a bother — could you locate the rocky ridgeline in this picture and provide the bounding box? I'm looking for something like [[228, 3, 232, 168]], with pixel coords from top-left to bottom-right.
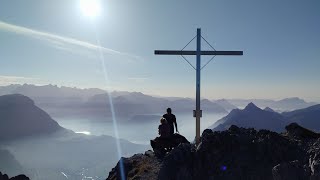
[[107, 123, 320, 180], [0, 172, 29, 180]]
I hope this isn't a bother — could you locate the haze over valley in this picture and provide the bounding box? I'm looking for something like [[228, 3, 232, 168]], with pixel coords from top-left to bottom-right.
[[0, 84, 319, 179], [1, 0, 319, 179]]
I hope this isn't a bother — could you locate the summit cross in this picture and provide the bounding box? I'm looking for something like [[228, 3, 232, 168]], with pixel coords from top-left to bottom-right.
[[154, 28, 243, 145]]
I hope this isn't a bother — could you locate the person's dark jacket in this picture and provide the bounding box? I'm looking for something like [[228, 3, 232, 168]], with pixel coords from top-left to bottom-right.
[[158, 123, 170, 138], [163, 113, 177, 134]]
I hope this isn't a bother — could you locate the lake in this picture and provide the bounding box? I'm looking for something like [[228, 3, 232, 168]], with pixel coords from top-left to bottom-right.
[[55, 112, 227, 145]]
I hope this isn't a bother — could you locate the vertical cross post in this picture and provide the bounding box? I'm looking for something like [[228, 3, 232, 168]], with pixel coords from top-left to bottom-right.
[[154, 29, 243, 145], [195, 28, 201, 144]]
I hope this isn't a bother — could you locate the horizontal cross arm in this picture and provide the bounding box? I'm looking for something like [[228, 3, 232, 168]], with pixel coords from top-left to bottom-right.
[[154, 50, 243, 56]]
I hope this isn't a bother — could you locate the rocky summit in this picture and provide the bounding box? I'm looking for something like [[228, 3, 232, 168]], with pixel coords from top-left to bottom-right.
[[107, 123, 320, 180]]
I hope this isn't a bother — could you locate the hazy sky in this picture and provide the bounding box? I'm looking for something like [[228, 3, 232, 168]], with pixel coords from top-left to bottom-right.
[[0, 0, 319, 101]]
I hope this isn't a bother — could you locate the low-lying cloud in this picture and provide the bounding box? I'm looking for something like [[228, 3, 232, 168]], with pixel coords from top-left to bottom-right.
[[0, 75, 41, 86], [0, 20, 140, 60]]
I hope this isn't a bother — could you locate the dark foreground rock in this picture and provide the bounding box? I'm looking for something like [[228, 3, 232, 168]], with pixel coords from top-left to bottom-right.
[[107, 123, 320, 180], [0, 172, 29, 180], [107, 150, 161, 180]]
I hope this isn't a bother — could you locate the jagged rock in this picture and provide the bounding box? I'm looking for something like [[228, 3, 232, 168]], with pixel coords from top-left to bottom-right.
[[158, 143, 194, 180], [0, 172, 9, 180], [0, 172, 29, 180], [272, 160, 309, 180], [107, 150, 161, 180], [285, 122, 320, 140], [107, 123, 320, 180], [309, 140, 320, 180]]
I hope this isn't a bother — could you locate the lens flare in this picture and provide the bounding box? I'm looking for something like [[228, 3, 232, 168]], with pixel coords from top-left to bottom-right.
[[93, 27, 126, 180], [220, 165, 227, 171]]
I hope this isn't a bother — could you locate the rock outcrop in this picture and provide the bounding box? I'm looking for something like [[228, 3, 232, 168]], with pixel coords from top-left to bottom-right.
[[107, 123, 320, 180], [0, 172, 29, 180], [107, 150, 161, 180]]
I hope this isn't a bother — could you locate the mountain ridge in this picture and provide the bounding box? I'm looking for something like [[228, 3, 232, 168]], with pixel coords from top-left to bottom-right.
[[210, 102, 320, 133], [107, 123, 320, 179]]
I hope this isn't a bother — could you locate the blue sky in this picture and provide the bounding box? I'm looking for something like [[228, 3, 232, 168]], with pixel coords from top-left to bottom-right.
[[0, 0, 319, 101]]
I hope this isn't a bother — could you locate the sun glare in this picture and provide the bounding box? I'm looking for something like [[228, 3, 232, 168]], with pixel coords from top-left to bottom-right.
[[80, 0, 101, 18]]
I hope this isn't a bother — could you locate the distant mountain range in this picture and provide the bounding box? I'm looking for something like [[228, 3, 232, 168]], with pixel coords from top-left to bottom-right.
[[212, 99, 238, 111], [211, 103, 288, 132], [210, 102, 320, 132], [0, 84, 317, 120], [0, 84, 228, 119], [225, 98, 317, 111], [0, 84, 105, 99]]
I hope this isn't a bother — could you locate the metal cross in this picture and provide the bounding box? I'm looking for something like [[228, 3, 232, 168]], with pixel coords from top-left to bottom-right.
[[155, 28, 243, 144]]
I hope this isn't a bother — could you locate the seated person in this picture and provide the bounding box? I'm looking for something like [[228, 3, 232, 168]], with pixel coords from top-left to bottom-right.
[[158, 117, 170, 138]]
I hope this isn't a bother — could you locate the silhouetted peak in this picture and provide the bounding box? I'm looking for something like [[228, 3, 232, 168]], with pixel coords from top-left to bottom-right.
[[0, 94, 34, 107], [0, 94, 63, 140], [244, 102, 261, 111]]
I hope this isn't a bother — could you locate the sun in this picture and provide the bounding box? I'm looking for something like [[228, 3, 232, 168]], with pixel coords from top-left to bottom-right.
[[80, 0, 101, 18]]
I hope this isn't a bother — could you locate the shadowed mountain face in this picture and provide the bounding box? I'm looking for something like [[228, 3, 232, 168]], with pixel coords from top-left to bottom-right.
[[0, 94, 64, 141], [210, 102, 288, 132], [210, 103, 320, 133], [107, 123, 320, 180], [264, 107, 276, 113], [282, 104, 320, 131]]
